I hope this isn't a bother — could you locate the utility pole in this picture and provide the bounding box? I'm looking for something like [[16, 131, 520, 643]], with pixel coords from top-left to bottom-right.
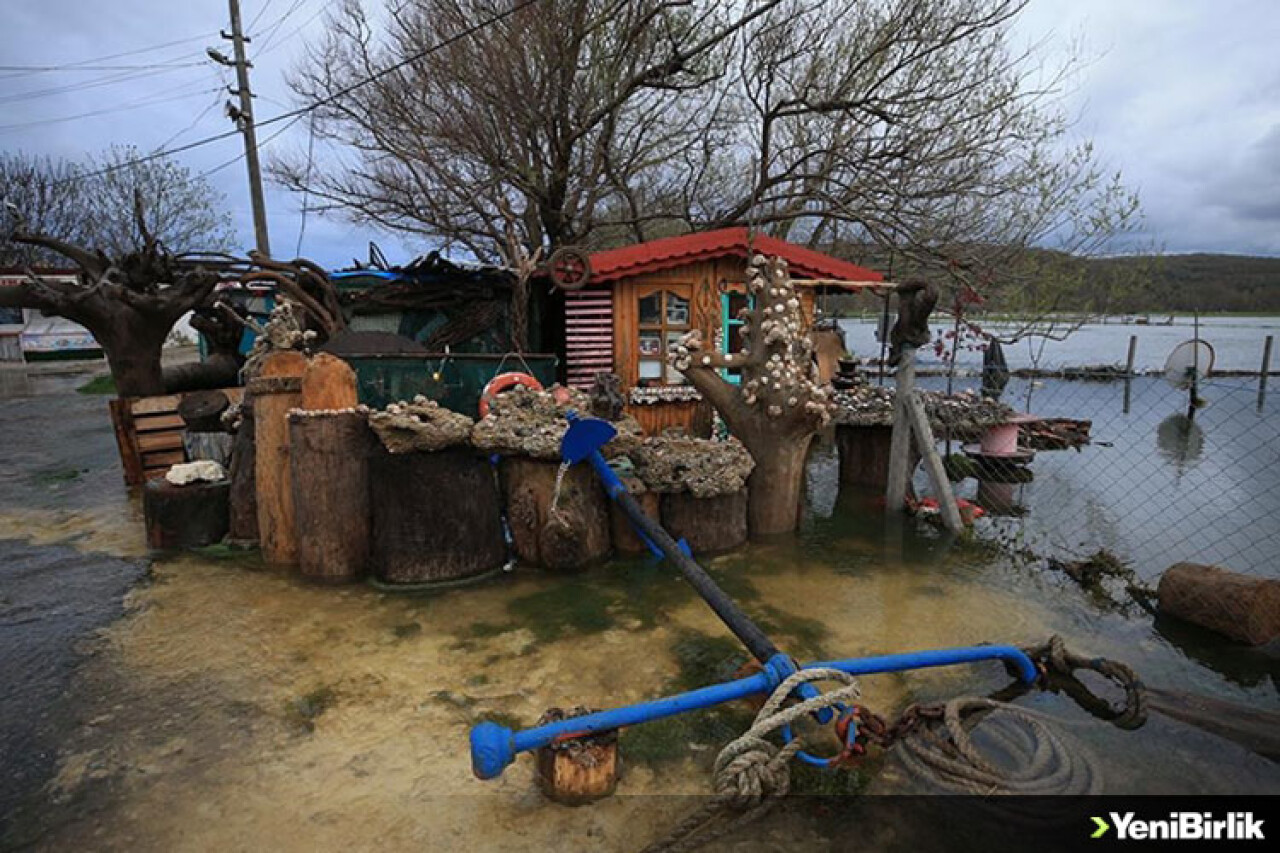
[[220, 0, 271, 256]]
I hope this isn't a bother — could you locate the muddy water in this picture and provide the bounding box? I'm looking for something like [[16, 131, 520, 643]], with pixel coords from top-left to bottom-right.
[[1, 379, 1278, 851]]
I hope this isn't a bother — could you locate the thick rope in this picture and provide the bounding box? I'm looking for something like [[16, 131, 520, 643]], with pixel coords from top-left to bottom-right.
[[894, 698, 1101, 795], [639, 668, 861, 853]]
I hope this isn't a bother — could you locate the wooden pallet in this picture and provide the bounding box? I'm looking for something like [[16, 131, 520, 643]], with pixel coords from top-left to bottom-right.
[[109, 388, 244, 486]]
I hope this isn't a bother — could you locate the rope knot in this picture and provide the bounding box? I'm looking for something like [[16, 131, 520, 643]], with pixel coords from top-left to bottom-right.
[[712, 735, 792, 809]]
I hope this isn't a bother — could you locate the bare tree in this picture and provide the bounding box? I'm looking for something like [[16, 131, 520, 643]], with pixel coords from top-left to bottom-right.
[[0, 147, 235, 267], [277, 0, 1138, 280], [274, 0, 782, 260]]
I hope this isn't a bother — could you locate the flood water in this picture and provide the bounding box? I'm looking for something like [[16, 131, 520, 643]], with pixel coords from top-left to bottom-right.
[[839, 314, 1280, 372], [1, 364, 1277, 851]]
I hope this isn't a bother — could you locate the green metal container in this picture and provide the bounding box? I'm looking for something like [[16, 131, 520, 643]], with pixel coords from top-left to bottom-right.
[[341, 353, 559, 414]]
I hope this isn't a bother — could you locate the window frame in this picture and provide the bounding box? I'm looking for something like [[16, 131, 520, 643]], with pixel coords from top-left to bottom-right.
[[634, 283, 693, 386]]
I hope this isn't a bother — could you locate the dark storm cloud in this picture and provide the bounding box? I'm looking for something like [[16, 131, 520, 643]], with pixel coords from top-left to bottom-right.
[[2, 0, 1278, 261]]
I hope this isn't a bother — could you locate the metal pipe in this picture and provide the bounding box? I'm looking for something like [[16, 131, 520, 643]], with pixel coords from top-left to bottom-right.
[[470, 644, 1038, 779]]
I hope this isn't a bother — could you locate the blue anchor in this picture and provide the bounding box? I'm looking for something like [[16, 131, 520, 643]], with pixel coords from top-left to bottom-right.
[[469, 413, 1036, 780]]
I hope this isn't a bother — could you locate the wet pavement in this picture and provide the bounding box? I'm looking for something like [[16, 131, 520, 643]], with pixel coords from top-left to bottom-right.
[[0, 365, 1277, 851]]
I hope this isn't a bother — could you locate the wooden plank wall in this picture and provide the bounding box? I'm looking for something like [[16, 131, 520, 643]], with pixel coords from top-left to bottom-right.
[[564, 286, 614, 389], [110, 388, 244, 486]]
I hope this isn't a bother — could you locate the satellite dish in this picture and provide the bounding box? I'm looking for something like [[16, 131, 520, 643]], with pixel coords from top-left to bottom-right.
[[1163, 339, 1214, 390]]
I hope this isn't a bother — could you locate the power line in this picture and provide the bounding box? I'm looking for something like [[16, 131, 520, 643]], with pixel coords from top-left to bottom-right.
[[255, 0, 311, 55], [52, 0, 542, 188], [0, 83, 223, 132], [0, 62, 205, 73], [201, 112, 305, 178], [154, 92, 227, 152], [0, 34, 208, 79], [257, 3, 328, 57], [0, 63, 205, 106], [247, 0, 279, 31]]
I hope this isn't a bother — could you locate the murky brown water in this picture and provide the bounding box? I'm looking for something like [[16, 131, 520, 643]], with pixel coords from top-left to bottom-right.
[[1, 372, 1277, 851]]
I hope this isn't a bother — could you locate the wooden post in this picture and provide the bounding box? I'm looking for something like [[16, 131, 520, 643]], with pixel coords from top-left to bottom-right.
[[289, 412, 374, 582], [534, 708, 619, 805], [1258, 335, 1273, 412], [248, 351, 307, 565], [885, 347, 916, 513], [227, 396, 259, 545], [902, 389, 965, 535], [1123, 334, 1137, 414], [301, 353, 359, 410]]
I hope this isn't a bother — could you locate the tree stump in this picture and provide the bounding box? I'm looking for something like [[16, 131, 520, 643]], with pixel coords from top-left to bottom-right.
[[501, 458, 610, 569], [609, 477, 660, 555], [660, 489, 748, 554], [1157, 562, 1280, 646], [144, 479, 230, 549], [836, 424, 920, 491], [301, 352, 359, 410], [289, 412, 374, 583], [369, 447, 505, 583], [534, 708, 619, 805], [248, 351, 306, 566], [228, 397, 259, 545]]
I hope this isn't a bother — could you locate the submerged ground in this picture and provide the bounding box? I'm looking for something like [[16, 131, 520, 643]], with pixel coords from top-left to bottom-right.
[[1, 366, 1277, 851]]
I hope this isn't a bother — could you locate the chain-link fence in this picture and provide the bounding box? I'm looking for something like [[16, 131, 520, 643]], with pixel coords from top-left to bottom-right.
[[906, 363, 1279, 601]]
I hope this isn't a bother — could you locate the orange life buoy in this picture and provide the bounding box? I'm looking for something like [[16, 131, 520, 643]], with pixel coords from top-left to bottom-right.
[[479, 372, 544, 418]]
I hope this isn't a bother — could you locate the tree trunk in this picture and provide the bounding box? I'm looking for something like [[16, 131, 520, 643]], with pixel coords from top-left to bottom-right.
[[101, 317, 168, 397], [502, 457, 611, 569], [228, 397, 259, 545], [290, 412, 374, 582], [660, 489, 748, 553], [742, 434, 812, 537], [369, 447, 506, 583]]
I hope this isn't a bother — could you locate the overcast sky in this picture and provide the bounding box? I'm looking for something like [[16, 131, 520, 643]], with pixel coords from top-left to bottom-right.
[[2, 0, 1278, 268]]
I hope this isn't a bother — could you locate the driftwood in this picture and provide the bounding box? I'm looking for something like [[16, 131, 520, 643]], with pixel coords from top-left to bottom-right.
[[289, 412, 374, 582], [502, 458, 610, 569], [368, 447, 505, 583], [1157, 562, 1280, 646]]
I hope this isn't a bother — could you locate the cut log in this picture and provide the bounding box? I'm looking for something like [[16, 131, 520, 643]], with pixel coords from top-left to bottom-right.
[[837, 423, 920, 491], [610, 482, 660, 555], [248, 351, 306, 566], [534, 708, 618, 805], [144, 479, 230, 549], [300, 352, 359, 410], [369, 447, 505, 583], [177, 389, 231, 433], [290, 412, 375, 583], [228, 396, 258, 545], [1157, 562, 1280, 646], [660, 489, 748, 554], [501, 457, 610, 569], [1147, 686, 1280, 761]]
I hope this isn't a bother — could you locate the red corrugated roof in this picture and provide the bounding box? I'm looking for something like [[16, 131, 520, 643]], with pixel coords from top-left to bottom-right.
[[587, 227, 883, 285]]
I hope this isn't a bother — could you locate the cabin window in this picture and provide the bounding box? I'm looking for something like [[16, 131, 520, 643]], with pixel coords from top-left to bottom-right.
[[636, 287, 691, 385], [720, 291, 753, 385]]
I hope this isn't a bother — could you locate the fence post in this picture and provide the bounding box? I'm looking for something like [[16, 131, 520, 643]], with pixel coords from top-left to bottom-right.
[[1259, 335, 1274, 412], [1124, 334, 1137, 414]]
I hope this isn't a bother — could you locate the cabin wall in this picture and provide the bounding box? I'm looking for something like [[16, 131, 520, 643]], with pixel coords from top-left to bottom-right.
[[564, 257, 826, 436]]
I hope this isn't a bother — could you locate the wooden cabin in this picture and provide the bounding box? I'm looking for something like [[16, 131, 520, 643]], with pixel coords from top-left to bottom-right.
[[561, 228, 883, 436]]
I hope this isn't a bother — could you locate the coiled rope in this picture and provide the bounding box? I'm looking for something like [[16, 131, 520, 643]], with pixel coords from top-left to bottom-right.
[[640, 667, 861, 853], [641, 636, 1147, 853]]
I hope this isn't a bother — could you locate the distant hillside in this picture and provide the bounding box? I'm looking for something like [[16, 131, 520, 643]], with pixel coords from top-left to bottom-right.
[[1088, 253, 1280, 313]]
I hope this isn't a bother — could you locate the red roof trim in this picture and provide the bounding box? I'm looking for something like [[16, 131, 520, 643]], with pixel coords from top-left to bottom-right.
[[586, 227, 882, 286]]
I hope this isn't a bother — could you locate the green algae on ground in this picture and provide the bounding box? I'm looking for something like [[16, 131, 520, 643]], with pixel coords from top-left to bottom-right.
[[75, 374, 116, 395]]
